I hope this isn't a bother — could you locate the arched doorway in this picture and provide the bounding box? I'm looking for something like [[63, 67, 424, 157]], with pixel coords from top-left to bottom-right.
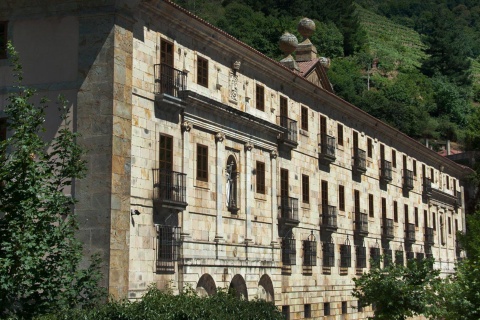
[[229, 274, 248, 300], [196, 273, 217, 297], [257, 274, 274, 302]]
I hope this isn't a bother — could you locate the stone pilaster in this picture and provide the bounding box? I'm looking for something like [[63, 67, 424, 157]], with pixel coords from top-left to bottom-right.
[[181, 121, 193, 240], [270, 150, 279, 246], [215, 132, 225, 242], [244, 142, 254, 242]]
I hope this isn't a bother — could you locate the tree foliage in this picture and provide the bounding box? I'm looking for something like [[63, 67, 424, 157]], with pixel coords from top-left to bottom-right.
[[0, 43, 103, 318]]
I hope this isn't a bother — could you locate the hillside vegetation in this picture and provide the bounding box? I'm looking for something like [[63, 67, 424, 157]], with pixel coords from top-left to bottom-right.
[[174, 0, 480, 151]]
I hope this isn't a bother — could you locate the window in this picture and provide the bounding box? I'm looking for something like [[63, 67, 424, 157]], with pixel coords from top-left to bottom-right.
[[381, 197, 387, 219], [282, 306, 290, 320], [395, 250, 404, 265], [160, 39, 173, 66], [448, 217, 452, 234], [304, 304, 312, 318], [255, 84, 265, 111], [196, 144, 208, 181], [433, 212, 436, 231], [430, 168, 435, 182], [392, 150, 397, 168], [340, 244, 352, 267], [413, 160, 417, 176], [282, 235, 296, 266], [256, 161, 265, 194], [415, 208, 419, 227], [301, 106, 308, 131], [354, 190, 360, 213], [370, 247, 381, 268], [337, 123, 344, 146], [324, 303, 331, 316], [368, 194, 374, 217], [302, 174, 310, 204], [0, 22, 7, 59], [323, 241, 335, 267], [197, 56, 208, 87], [342, 301, 347, 314], [455, 219, 458, 232], [339, 185, 345, 211], [303, 238, 317, 266], [446, 176, 450, 190], [367, 138, 373, 158], [404, 204, 409, 224], [394, 201, 398, 222], [356, 246, 367, 268], [156, 225, 180, 274]]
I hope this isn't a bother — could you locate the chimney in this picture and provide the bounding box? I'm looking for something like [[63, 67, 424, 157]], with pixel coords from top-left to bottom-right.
[[447, 140, 451, 156], [296, 18, 317, 62]]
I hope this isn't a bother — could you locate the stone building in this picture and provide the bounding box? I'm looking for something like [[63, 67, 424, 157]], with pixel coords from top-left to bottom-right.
[[0, 0, 472, 319]]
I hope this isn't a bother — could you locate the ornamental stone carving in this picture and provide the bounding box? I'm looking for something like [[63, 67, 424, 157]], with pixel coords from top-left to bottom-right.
[[245, 142, 254, 151], [229, 71, 239, 103], [270, 150, 278, 159], [215, 132, 225, 142], [182, 121, 192, 132]]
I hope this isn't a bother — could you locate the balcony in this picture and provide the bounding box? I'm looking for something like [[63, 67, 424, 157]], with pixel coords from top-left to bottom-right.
[[423, 178, 432, 197], [278, 196, 299, 227], [354, 211, 368, 236], [382, 218, 394, 241], [379, 160, 392, 183], [318, 134, 336, 163], [352, 148, 367, 174], [277, 116, 298, 148], [154, 63, 187, 108], [431, 187, 460, 207], [153, 169, 187, 211], [320, 205, 338, 232], [403, 169, 414, 190], [425, 227, 434, 245], [405, 223, 415, 243]]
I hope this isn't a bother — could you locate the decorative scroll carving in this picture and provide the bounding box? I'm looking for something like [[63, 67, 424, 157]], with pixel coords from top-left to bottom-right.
[[215, 132, 225, 142], [270, 150, 278, 159], [229, 71, 238, 103], [182, 121, 192, 132]]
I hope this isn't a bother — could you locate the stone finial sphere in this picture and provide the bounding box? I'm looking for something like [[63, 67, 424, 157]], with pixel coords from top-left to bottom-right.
[[279, 32, 298, 55], [298, 17, 315, 39]]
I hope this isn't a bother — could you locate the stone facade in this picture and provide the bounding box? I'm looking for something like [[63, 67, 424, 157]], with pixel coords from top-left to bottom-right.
[[0, 1, 472, 319]]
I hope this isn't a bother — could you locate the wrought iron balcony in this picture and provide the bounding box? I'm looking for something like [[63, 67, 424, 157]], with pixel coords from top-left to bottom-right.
[[154, 63, 187, 98], [431, 187, 460, 207], [380, 160, 392, 183], [423, 178, 432, 197], [282, 236, 296, 266], [278, 196, 299, 226], [318, 134, 336, 163], [382, 218, 394, 240], [352, 148, 367, 173], [425, 227, 434, 245], [153, 169, 187, 210], [403, 169, 414, 190], [321, 205, 338, 232], [405, 223, 415, 243], [277, 116, 298, 148], [354, 211, 368, 236]]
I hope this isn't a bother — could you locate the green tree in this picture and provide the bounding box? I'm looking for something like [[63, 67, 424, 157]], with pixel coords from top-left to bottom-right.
[[0, 43, 103, 317], [352, 258, 442, 320]]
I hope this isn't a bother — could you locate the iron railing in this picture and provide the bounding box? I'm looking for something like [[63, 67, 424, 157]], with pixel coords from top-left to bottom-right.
[[395, 250, 404, 265], [356, 246, 367, 268], [282, 237, 296, 266], [423, 177, 432, 196], [425, 227, 434, 245], [353, 148, 367, 173], [279, 196, 299, 224], [323, 242, 335, 267], [318, 134, 336, 162], [382, 218, 394, 239], [370, 247, 381, 268], [321, 205, 338, 230], [153, 169, 187, 208], [405, 223, 415, 243], [278, 116, 298, 145], [154, 63, 187, 97], [355, 211, 368, 235], [303, 240, 317, 266], [403, 169, 414, 190], [380, 160, 393, 182], [156, 225, 181, 273], [340, 244, 351, 268]]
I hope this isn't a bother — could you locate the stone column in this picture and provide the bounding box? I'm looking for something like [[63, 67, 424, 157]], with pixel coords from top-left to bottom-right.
[[215, 132, 225, 242], [270, 150, 279, 246], [181, 121, 192, 240], [244, 142, 254, 243]]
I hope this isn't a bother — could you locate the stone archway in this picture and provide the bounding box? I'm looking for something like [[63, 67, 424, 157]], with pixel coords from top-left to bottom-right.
[[257, 274, 274, 302], [196, 273, 217, 297], [229, 274, 248, 300]]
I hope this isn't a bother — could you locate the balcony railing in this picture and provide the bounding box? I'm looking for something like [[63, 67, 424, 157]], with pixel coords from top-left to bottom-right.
[[425, 227, 434, 245], [352, 148, 367, 173], [282, 237, 296, 266], [405, 223, 415, 243], [403, 169, 414, 190], [382, 218, 394, 240], [278, 196, 299, 226], [153, 169, 187, 210], [423, 178, 432, 196], [380, 160, 393, 183], [431, 187, 460, 207], [354, 211, 368, 236], [318, 134, 336, 163], [277, 116, 298, 147], [154, 63, 187, 97], [321, 205, 338, 231]]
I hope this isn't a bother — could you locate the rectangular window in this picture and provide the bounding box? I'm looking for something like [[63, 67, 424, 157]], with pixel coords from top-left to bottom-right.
[[255, 84, 265, 111], [0, 21, 7, 59], [354, 190, 360, 213], [159, 134, 173, 171], [197, 56, 208, 87], [304, 304, 312, 318], [160, 39, 174, 66], [339, 185, 345, 211], [446, 176, 450, 190], [415, 207, 419, 227], [448, 217, 452, 234], [413, 160, 417, 176], [368, 194, 374, 217], [392, 150, 397, 168], [404, 204, 409, 224], [394, 201, 398, 222], [301, 106, 308, 131], [382, 197, 387, 219], [256, 161, 265, 194], [337, 123, 344, 146], [324, 303, 330, 316], [342, 301, 347, 314], [156, 225, 180, 274], [455, 219, 458, 231], [367, 138, 373, 158], [282, 306, 290, 320], [302, 174, 310, 204], [196, 144, 208, 181], [431, 168, 435, 182], [321, 180, 328, 206], [433, 212, 436, 231]]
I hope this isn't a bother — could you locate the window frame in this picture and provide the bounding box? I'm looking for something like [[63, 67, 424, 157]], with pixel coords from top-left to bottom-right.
[[256, 161, 265, 194], [368, 194, 374, 218], [367, 138, 373, 158], [392, 149, 397, 168], [339, 185, 345, 211], [255, 84, 265, 111], [302, 174, 310, 204], [301, 106, 308, 131], [197, 56, 209, 87], [196, 144, 208, 182], [337, 123, 344, 146], [394, 201, 398, 222]]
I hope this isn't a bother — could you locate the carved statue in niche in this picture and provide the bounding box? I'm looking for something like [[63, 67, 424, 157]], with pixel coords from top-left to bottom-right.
[[229, 71, 238, 103]]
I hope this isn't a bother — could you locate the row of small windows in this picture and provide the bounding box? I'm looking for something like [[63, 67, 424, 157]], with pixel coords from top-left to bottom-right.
[[282, 301, 352, 319]]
